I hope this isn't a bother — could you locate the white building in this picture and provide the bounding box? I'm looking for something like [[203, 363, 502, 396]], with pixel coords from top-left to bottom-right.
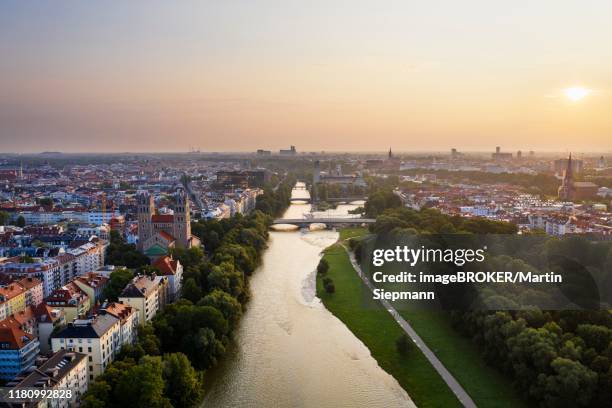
[[51, 314, 121, 381]]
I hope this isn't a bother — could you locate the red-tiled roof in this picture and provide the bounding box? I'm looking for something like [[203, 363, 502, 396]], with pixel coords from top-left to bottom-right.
[[153, 256, 179, 275], [0, 321, 34, 349]]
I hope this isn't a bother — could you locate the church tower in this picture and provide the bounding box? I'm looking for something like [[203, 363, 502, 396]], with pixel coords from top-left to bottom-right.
[[558, 153, 575, 200], [173, 188, 191, 248], [136, 191, 154, 250]]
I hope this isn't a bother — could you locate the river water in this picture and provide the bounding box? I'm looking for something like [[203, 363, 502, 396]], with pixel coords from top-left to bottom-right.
[[202, 183, 413, 408]]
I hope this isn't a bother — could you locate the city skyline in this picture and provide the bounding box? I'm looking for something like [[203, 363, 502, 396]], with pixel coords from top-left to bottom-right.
[[1, 1, 611, 153]]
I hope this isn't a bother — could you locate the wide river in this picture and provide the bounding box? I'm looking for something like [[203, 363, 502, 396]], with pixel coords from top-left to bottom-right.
[[202, 183, 414, 407]]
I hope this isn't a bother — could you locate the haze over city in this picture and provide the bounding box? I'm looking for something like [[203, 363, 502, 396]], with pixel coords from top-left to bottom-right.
[[1, 0, 611, 153]]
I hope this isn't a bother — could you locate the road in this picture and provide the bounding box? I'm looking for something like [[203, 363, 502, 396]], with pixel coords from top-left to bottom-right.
[[341, 245, 477, 408]]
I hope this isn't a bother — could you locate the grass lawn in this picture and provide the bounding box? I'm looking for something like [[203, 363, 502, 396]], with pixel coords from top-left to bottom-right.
[[317, 242, 461, 407], [319, 228, 528, 408]]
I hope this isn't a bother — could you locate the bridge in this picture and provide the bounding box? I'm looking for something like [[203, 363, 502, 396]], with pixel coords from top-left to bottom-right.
[[272, 218, 376, 228], [289, 196, 367, 203]]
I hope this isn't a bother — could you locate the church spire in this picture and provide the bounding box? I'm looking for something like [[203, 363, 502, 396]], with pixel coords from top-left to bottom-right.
[[564, 153, 573, 182]]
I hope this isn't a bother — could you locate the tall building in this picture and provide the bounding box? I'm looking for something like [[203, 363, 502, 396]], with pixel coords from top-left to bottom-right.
[[553, 157, 583, 174], [558, 154, 599, 201], [136, 189, 200, 258]]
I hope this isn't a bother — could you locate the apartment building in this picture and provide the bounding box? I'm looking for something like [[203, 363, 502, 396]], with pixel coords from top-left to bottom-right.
[[152, 256, 183, 302], [118, 275, 168, 323], [100, 302, 139, 346], [0, 321, 40, 380], [73, 273, 110, 309], [45, 283, 90, 323], [6, 350, 88, 408], [51, 314, 121, 380]]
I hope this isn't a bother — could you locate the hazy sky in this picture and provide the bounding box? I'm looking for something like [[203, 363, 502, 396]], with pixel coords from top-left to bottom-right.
[[1, 1, 611, 153]]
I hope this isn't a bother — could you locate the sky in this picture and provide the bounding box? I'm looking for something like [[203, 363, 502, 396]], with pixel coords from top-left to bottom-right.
[[1, 0, 611, 153]]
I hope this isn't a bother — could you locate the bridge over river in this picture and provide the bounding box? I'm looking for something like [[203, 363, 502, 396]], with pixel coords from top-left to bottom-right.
[[272, 217, 375, 227]]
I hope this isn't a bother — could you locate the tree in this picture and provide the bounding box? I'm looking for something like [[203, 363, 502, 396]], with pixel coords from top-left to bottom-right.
[[16, 215, 25, 227], [396, 334, 413, 355], [20, 255, 35, 263], [162, 353, 204, 408], [183, 278, 203, 303], [323, 277, 335, 294], [199, 289, 242, 329], [317, 258, 329, 275], [103, 268, 134, 301], [106, 230, 149, 268], [0, 211, 9, 226], [364, 189, 402, 218], [38, 197, 53, 207], [113, 356, 171, 408], [538, 358, 598, 407]]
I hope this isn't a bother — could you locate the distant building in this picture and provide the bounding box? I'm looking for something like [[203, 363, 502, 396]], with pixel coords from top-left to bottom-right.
[[558, 154, 599, 201], [450, 148, 462, 159], [256, 149, 271, 156], [280, 145, 297, 155], [136, 189, 201, 259], [491, 146, 512, 160], [553, 157, 583, 174], [216, 169, 270, 189]]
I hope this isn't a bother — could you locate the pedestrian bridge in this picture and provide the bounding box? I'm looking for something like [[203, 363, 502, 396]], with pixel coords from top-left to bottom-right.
[[272, 218, 376, 228]]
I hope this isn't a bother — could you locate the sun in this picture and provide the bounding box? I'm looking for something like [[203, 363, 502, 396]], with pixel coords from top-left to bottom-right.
[[564, 87, 591, 102]]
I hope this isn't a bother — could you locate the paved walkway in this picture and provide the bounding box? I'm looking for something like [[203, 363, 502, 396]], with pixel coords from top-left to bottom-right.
[[341, 244, 477, 408]]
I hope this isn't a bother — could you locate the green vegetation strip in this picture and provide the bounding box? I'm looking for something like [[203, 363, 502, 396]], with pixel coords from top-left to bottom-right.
[[320, 228, 528, 408], [317, 241, 460, 408]]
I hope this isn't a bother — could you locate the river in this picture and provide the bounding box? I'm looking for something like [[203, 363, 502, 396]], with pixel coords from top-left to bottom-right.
[[202, 183, 414, 407]]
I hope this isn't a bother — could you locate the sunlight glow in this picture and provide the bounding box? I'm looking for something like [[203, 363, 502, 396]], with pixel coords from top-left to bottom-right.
[[564, 87, 591, 102]]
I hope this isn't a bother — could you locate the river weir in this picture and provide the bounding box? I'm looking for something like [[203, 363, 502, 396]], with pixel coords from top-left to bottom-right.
[[202, 182, 413, 407]]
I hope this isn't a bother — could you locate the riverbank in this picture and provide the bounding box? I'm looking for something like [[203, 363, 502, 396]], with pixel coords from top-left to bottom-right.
[[317, 237, 461, 407], [317, 228, 527, 408]]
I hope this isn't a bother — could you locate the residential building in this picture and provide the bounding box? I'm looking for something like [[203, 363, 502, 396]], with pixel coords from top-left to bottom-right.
[[0, 283, 27, 316], [100, 302, 138, 346], [17, 277, 44, 307], [51, 314, 121, 380], [35, 303, 66, 354], [153, 256, 183, 302], [118, 275, 168, 323], [6, 350, 88, 408], [45, 283, 90, 323], [73, 273, 110, 309], [0, 321, 40, 380]]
